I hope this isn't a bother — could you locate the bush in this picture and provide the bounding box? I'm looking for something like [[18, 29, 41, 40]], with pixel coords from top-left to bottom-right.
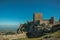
[[5, 32, 15, 35]]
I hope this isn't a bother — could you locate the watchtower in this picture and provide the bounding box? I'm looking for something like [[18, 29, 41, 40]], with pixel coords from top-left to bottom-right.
[[33, 13, 43, 24]]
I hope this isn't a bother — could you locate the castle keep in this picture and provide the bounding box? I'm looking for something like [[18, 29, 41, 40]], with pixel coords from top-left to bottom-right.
[[33, 13, 60, 26], [33, 13, 43, 24]]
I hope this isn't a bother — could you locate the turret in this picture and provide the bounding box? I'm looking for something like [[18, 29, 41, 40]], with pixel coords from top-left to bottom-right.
[[49, 17, 55, 24], [59, 19, 60, 23]]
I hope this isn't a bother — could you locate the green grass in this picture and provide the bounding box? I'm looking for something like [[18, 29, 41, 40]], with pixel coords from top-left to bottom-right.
[[3, 38, 9, 40], [51, 30, 60, 38], [12, 30, 60, 40], [12, 38, 42, 40]]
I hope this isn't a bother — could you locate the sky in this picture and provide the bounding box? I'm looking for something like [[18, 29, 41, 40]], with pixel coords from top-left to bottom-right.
[[0, 0, 60, 25]]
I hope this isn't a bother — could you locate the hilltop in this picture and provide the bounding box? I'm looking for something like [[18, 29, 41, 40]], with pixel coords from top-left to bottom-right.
[[12, 30, 60, 40]]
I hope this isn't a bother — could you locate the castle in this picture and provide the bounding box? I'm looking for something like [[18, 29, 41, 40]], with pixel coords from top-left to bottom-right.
[[33, 12, 60, 26], [17, 12, 60, 34]]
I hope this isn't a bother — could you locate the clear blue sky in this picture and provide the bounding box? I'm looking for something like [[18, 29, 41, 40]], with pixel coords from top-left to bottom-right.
[[0, 0, 60, 25]]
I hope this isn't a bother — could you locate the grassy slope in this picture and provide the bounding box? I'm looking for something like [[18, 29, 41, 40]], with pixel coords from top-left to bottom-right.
[[51, 30, 60, 38], [12, 30, 60, 40]]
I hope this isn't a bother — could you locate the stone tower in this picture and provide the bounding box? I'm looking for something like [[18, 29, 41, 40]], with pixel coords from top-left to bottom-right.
[[49, 17, 55, 24], [59, 19, 60, 23], [33, 13, 43, 24]]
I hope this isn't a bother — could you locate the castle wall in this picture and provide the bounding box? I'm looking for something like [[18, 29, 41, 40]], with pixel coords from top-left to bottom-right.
[[42, 20, 49, 25]]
